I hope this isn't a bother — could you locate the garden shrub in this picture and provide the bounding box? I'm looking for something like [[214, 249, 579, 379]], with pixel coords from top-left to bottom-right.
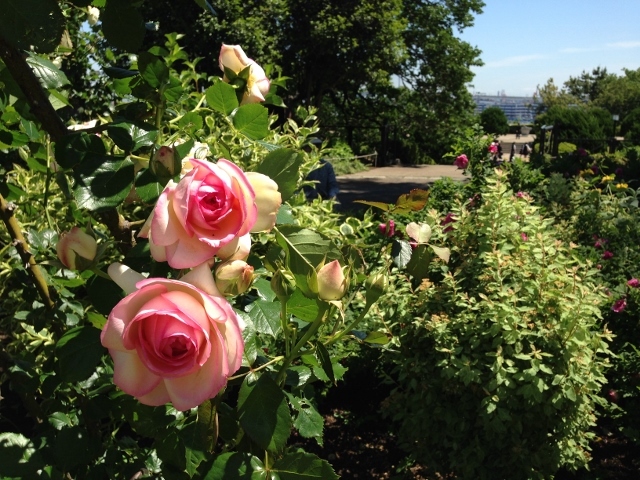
[[558, 142, 577, 154], [386, 170, 612, 479]]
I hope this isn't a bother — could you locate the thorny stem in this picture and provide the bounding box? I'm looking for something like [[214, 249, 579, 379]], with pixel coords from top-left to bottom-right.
[[0, 193, 55, 309], [228, 356, 285, 381]]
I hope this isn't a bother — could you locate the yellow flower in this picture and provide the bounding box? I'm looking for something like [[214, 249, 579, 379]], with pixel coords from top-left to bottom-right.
[[601, 175, 614, 183], [616, 183, 628, 189]]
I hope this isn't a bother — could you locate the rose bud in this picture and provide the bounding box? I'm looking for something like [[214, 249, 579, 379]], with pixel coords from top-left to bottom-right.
[[607, 389, 619, 403], [378, 219, 396, 237], [365, 270, 388, 304], [56, 227, 97, 271], [271, 269, 297, 301], [219, 44, 270, 105], [316, 260, 348, 301], [215, 259, 254, 296], [87, 6, 100, 26], [151, 146, 179, 182]]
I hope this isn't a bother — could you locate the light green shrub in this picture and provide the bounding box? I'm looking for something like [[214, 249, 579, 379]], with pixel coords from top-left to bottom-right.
[[386, 170, 613, 479]]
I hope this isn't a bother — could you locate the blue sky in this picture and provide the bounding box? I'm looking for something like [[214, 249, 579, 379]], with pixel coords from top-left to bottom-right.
[[458, 0, 640, 97]]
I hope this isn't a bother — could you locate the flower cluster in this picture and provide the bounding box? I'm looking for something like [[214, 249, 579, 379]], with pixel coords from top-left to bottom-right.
[[55, 45, 286, 411], [453, 154, 469, 169]]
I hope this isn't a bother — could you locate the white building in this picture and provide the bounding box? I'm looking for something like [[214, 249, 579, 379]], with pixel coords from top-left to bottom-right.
[[472, 94, 539, 123]]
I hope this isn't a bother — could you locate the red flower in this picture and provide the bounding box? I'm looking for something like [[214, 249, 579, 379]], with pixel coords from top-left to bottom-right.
[[602, 251, 614, 260], [378, 219, 396, 237], [612, 298, 627, 313]]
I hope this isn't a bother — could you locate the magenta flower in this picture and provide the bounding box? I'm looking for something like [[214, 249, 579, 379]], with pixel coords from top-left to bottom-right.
[[441, 213, 457, 233], [593, 236, 608, 249], [577, 148, 587, 157], [627, 278, 640, 288], [615, 167, 624, 176], [602, 251, 614, 260], [453, 154, 469, 169], [520, 233, 528, 241], [378, 219, 396, 237], [489, 144, 498, 154], [612, 298, 627, 313]]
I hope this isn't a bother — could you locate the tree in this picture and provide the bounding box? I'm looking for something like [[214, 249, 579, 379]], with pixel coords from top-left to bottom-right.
[[564, 67, 614, 103], [479, 106, 509, 135], [593, 68, 640, 123], [534, 105, 609, 152], [533, 78, 579, 113]]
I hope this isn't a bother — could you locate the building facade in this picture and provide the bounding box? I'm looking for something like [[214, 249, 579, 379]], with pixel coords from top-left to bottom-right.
[[472, 94, 539, 123]]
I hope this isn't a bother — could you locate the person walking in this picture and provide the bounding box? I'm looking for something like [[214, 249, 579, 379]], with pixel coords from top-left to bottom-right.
[[509, 142, 516, 162]]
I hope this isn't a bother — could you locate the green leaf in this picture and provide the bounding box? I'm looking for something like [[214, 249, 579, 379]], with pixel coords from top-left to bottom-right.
[[255, 148, 304, 202], [233, 103, 269, 140], [287, 289, 322, 322], [104, 66, 139, 79], [56, 326, 104, 383], [353, 199, 391, 212], [138, 51, 169, 88], [391, 239, 413, 268], [27, 54, 70, 90], [101, 0, 145, 52], [406, 244, 433, 282], [239, 312, 258, 365], [0, 432, 44, 478], [206, 81, 239, 116], [363, 331, 390, 345], [315, 341, 335, 384], [287, 394, 323, 444], [54, 132, 106, 169], [87, 274, 123, 316], [178, 111, 204, 131], [205, 452, 263, 480], [274, 226, 341, 298], [245, 300, 281, 337], [107, 121, 157, 152], [0, 0, 65, 53], [48, 412, 74, 430], [272, 452, 338, 480], [86, 311, 107, 329], [237, 374, 292, 453], [163, 76, 185, 102], [135, 168, 164, 204], [73, 156, 135, 211]]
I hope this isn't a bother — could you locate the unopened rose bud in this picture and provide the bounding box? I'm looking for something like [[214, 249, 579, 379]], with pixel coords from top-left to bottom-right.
[[271, 269, 296, 300], [316, 260, 348, 301], [378, 219, 395, 237], [56, 227, 97, 271], [215, 259, 254, 296], [219, 44, 270, 105], [365, 270, 388, 304], [151, 146, 179, 181]]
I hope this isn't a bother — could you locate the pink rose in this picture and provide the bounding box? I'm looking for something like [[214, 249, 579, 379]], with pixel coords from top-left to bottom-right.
[[219, 44, 271, 105], [453, 154, 469, 169], [101, 263, 243, 410], [378, 219, 396, 237], [56, 227, 97, 270], [140, 158, 281, 269], [627, 278, 640, 288], [611, 298, 627, 313]]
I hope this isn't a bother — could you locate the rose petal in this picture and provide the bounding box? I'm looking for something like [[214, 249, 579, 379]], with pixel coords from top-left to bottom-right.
[[136, 381, 171, 407], [111, 349, 162, 397]]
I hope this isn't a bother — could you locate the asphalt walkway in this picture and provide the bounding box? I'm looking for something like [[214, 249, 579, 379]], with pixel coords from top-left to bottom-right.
[[336, 164, 467, 211]]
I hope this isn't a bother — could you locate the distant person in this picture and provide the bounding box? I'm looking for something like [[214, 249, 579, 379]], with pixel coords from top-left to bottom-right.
[[522, 143, 531, 159], [509, 142, 516, 162], [302, 138, 340, 202]]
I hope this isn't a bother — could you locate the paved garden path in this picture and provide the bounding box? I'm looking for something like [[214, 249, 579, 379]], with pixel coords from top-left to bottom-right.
[[336, 164, 468, 211]]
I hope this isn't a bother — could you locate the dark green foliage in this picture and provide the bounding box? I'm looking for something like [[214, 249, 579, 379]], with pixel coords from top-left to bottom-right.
[[535, 105, 609, 153], [479, 106, 509, 135], [621, 107, 640, 145]]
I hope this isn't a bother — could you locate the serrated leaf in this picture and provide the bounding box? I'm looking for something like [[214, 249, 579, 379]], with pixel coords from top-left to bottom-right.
[[178, 111, 204, 131], [233, 103, 269, 140], [272, 452, 338, 480], [48, 412, 73, 430], [391, 239, 413, 268], [27, 54, 70, 89], [287, 394, 323, 444], [135, 168, 164, 203], [406, 244, 433, 282], [55, 132, 106, 169], [287, 289, 322, 322], [245, 300, 281, 337], [255, 148, 304, 201], [73, 156, 135, 211], [206, 81, 239, 116], [205, 452, 262, 480], [56, 326, 104, 383], [237, 374, 292, 453], [137, 51, 169, 88]]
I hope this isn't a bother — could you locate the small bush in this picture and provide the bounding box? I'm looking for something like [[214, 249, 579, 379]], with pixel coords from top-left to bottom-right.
[[386, 170, 612, 479]]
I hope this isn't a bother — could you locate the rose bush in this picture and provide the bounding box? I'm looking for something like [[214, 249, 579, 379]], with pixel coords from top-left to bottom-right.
[[219, 44, 271, 105], [140, 158, 281, 269], [100, 262, 243, 411]]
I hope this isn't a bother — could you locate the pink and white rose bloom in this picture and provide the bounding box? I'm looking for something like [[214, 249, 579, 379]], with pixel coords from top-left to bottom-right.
[[139, 158, 281, 269], [219, 44, 270, 105], [100, 262, 244, 411]]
